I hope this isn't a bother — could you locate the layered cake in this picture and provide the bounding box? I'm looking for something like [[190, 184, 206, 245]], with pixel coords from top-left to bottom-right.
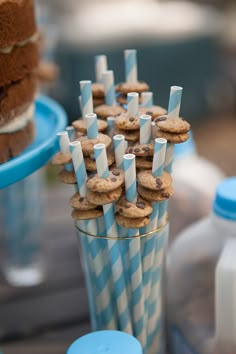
[[0, 0, 39, 163]]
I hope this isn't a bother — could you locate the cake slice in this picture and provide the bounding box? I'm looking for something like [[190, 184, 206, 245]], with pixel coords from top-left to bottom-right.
[[0, 0, 39, 163]]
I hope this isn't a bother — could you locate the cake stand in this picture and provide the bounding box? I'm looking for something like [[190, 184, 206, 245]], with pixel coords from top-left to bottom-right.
[[0, 95, 67, 189]]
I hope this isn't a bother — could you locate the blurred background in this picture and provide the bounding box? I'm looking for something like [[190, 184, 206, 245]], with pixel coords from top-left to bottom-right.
[[1, 0, 236, 353]]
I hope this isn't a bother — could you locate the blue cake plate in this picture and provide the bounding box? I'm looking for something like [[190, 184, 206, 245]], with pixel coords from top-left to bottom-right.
[[0, 95, 67, 189]]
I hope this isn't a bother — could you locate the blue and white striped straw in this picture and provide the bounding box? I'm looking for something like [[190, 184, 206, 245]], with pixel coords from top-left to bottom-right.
[[103, 70, 116, 106], [124, 49, 138, 83], [141, 92, 153, 108], [57, 131, 73, 172], [113, 134, 126, 170], [128, 92, 139, 117], [94, 143, 132, 334], [123, 154, 137, 203], [148, 220, 168, 353], [70, 141, 116, 329], [66, 126, 76, 141], [94, 143, 110, 178], [107, 116, 115, 137], [85, 113, 99, 139], [140, 115, 152, 145], [95, 55, 107, 83], [141, 138, 167, 350], [165, 86, 183, 174], [123, 153, 146, 347], [80, 80, 94, 118], [152, 138, 167, 177], [69, 141, 87, 196], [168, 86, 183, 119]]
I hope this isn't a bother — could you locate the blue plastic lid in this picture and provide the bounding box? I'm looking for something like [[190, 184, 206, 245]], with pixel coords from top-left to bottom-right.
[[213, 177, 236, 221], [174, 130, 196, 159], [67, 331, 143, 354]]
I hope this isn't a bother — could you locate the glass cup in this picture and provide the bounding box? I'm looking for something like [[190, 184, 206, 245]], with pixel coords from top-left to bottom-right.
[[75, 218, 169, 354], [0, 171, 45, 286]]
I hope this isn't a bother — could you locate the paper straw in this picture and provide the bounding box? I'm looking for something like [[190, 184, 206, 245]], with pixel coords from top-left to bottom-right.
[[152, 138, 167, 177], [123, 154, 146, 347], [95, 55, 107, 83], [70, 141, 116, 329], [168, 86, 183, 119], [57, 131, 73, 172], [94, 143, 109, 178], [107, 116, 115, 137], [141, 139, 167, 352], [85, 113, 99, 139], [113, 134, 126, 170], [164, 143, 175, 174], [147, 223, 167, 353], [124, 49, 138, 83], [66, 126, 76, 141], [128, 92, 139, 117], [151, 122, 158, 140], [123, 154, 137, 203], [103, 70, 116, 106], [141, 92, 153, 108], [140, 115, 152, 145], [94, 143, 132, 334], [69, 141, 87, 197], [76, 219, 97, 330], [80, 80, 93, 118], [165, 86, 183, 174]]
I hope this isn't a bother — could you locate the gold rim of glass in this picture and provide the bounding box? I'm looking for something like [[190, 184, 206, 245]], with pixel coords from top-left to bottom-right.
[[75, 216, 169, 240]]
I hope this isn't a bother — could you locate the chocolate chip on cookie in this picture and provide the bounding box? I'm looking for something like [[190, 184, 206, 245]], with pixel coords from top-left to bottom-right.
[[70, 192, 97, 210], [116, 195, 152, 218], [73, 119, 108, 133], [137, 170, 172, 190], [114, 128, 139, 143], [115, 112, 140, 131], [138, 106, 167, 120], [116, 213, 150, 228], [86, 168, 124, 192], [84, 153, 115, 172], [155, 129, 189, 144], [155, 116, 191, 133], [78, 133, 111, 156], [87, 186, 122, 205], [126, 143, 154, 157], [95, 104, 126, 119], [72, 208, 103, 220], [138, 184, 174, 202]]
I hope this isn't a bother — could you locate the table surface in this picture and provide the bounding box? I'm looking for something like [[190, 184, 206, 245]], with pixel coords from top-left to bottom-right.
[[0, 115, 236, 354]]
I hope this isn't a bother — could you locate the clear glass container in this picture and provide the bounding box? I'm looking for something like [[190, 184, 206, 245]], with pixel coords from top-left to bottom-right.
[[0, 171, 45, 286], [167, 177, 236, 354], [75, 218, 169, 354], [169, 132, 224, 242]]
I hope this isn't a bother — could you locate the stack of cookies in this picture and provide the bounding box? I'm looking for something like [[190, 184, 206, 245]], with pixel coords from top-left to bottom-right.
[[116, 81, 149, 106], [92, 82, 105, 108], [0, 0, 39, 163], [52, 50, 192, 231], [155, 115, 191, 144], [115, 194, 153, 229]]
